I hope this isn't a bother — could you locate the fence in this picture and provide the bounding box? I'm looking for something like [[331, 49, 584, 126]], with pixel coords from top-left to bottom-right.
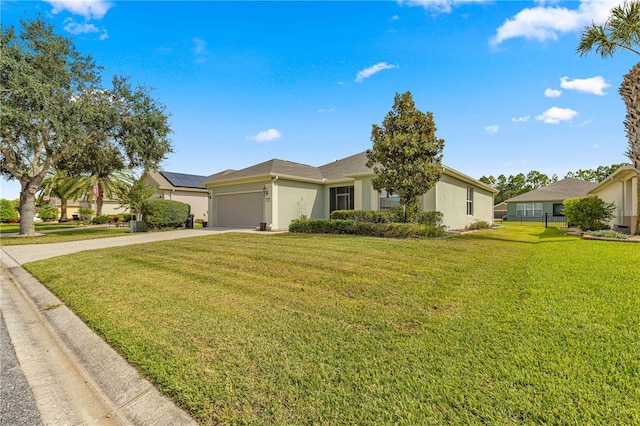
[[503, 214, 567, 228], [544, 213, 567, 228]]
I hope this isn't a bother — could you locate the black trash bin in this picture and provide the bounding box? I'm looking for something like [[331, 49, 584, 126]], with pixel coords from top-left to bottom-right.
[[259, 222, 267, 231], [186, 214, 194, 229]]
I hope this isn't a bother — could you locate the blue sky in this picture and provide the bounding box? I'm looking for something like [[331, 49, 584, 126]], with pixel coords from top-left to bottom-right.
[[1, 0, 636, 200]]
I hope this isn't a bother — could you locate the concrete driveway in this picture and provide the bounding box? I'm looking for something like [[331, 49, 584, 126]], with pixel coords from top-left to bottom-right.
[[2, 227, 258, 265]]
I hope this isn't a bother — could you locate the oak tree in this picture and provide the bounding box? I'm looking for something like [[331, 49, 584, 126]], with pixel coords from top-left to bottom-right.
[[1, 18, 172, 234]]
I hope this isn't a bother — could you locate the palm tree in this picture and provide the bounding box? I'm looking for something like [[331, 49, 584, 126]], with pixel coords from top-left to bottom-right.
[[79, 169, 134, 216], [38, 168, 85, 222], [577, 0, 640, 233]]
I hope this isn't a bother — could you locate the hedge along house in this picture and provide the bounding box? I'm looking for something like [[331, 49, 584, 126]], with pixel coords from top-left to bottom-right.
[[202, 151, 497, 231], [587, 165, 638, 234], [142, 171, 213, 222], [504, 178, 597, 223]]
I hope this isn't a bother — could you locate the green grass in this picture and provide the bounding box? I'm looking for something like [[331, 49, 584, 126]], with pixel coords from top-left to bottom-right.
[[0, 227, 132, 245], [23, 224, 640, 424], [0, 222, 80, 233]]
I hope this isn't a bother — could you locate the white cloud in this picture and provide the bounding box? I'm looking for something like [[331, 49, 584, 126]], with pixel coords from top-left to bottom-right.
[[99, 30, 109, 41], [485, 125, 500, 134], [491, 0, 622, 46], [248, 128, 282, 143], [45, 0, 112, 20], [512, 115, 530, 123], [544, 88, 562, 98], [535, 107, 578, 124], [64, 21, 99, 35], [318, 108, 335, 113], [192, 38, 208, 55], [355, 62, 397, 83], [398, 0, 489, 14], [560, 76, 610, 95]]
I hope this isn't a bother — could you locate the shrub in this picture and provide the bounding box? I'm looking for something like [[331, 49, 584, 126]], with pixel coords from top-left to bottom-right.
[[289, 218, 445, 238], [465, 220, 491, 230], [92, 215, 110, 224], [38, 205, 59, 222], [585, 230, 628, 239], [330, 209, 444, 228], [563, 196, 615, 231], [141, 199, 190, 229], [289, 219, 356, 234], [78, 207, 93, 222], [0, 198, 19, 222], [330, 210, 395, 223], [415, 211, 444, 227]]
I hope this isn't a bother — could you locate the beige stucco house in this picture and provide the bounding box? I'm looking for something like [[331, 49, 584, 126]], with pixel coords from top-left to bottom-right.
[[143, 171, 211, 221], [588, 165, 638, 234], [202, 151, 497, 231]]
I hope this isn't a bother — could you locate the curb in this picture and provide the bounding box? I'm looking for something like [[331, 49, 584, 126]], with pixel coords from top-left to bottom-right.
[[1, 250, 197, 426]]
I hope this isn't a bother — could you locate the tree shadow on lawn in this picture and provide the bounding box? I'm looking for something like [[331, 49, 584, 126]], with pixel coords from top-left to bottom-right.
[[466, 226, 580, 245]]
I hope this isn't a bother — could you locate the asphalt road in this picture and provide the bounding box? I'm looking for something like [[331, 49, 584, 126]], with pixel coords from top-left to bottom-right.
[[0, 312, 42, 426]]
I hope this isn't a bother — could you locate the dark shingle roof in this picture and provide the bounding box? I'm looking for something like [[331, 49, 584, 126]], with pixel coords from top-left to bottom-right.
[[159, 171, 209, 189], [505, 178, 597, 203]]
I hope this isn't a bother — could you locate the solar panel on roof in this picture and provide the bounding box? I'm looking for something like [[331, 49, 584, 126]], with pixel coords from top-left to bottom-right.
[[159, 171, 208, 189]]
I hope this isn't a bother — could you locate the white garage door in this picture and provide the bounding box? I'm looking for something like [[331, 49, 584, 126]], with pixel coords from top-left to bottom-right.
[[216, 192, 263, 227]]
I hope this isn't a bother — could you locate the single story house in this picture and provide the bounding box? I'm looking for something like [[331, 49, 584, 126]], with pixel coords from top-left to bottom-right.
[[493, 202, 507, 220], [504, 178, 597, 222], [48, 196, 122, 220], [143, 171, 212, 221], [588, 165, 638, 234], [202, 151, 497, 231]]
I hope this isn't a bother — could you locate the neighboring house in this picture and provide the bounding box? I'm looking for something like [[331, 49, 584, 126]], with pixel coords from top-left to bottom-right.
[[493, 202, 507, 220], [49, 197, 122, 220], [588, 165, 638, 234], [143, 171, 213, 221], [202, 151, 497, 231], [504, 178, 597, 222]]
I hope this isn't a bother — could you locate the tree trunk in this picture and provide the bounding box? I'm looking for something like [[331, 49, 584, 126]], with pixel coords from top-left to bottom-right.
[[619, 62, 640, 234], [96, 185, 104, 216], [59, 198, 69, 222], [18, 182, 38, 235]]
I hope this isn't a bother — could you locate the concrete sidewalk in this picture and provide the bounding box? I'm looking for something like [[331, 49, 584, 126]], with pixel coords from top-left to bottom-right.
[[0, 227, 266, 425]]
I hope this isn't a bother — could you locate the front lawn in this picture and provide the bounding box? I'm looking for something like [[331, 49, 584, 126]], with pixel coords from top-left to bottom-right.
[[0, 227, 131, 245], [0, 221, 79, 233], [24, 224, 640, 424]]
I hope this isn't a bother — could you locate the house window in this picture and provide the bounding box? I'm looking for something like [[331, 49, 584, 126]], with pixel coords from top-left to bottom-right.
[[553, 203, 564, 216], [379, 190, 400, 210], [330, 186, 354, 212], [516, 202, 543, 217], [466, 187, 474, 215]]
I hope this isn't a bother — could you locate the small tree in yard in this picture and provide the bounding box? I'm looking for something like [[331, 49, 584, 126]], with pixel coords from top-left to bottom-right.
[[115, 176, 156, 223], [366, 91, 445, 221], [563, 196, 616, 231]]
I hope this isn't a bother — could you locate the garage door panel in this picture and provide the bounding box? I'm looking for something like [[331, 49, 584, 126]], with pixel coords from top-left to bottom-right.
[[216, 192, 262, 227]]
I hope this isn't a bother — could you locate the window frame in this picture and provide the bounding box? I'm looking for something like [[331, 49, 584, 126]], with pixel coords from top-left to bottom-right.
[[329, 186, 354, 212]]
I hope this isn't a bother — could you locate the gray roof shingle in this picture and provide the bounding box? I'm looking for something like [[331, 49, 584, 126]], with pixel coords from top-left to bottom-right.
[[505, 178, 597, 203], [208, 159, 324, 182]]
